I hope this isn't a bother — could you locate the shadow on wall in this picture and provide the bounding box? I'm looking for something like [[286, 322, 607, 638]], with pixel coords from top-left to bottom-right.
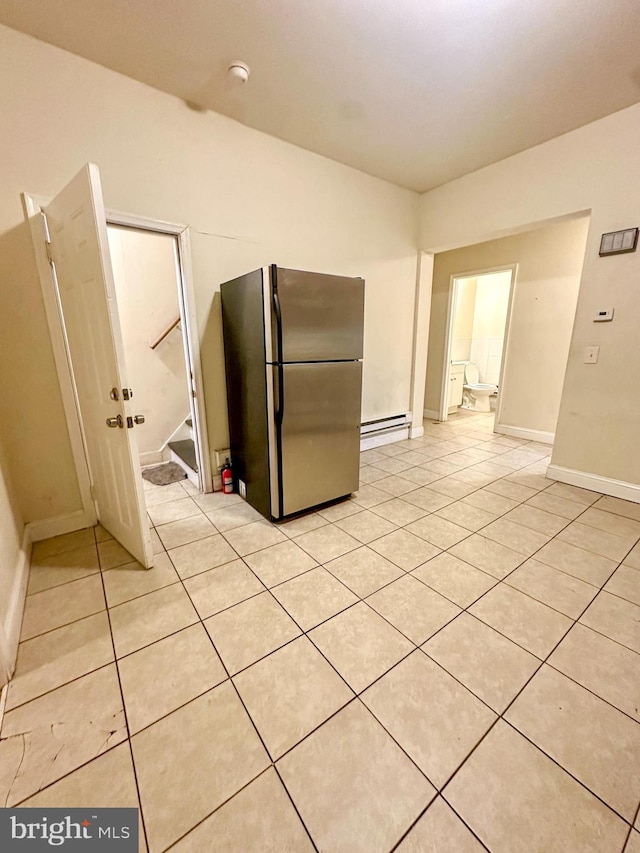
[[0, 220, 82, 522]]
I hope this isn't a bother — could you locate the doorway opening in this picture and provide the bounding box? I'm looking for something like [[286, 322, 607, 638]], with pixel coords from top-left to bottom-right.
[[421, 213, 591, 448], [440, 266, 515, 426], [106, 224, 201, 489], [23, 165, 212, 567]]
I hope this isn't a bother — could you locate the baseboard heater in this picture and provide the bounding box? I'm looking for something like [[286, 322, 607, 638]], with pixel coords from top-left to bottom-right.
[[360, 413, 412, 450]]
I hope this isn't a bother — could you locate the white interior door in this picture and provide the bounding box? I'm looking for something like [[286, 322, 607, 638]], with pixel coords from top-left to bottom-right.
[[44, 164, 153, 568]]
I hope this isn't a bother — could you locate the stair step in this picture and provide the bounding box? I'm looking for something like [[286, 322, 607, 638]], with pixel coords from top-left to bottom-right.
[[168, 439, 198, 473]]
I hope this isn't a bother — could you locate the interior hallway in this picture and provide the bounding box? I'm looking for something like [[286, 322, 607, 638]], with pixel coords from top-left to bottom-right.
[[1, 412, 639, 852]]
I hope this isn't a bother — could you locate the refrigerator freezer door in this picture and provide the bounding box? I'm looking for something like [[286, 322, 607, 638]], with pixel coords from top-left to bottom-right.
[[275, 361, 362, 517], [272, 267, 364, 363]]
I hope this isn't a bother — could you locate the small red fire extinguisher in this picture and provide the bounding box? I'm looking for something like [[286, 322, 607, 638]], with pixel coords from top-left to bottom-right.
[[221, 458, 233, 494]]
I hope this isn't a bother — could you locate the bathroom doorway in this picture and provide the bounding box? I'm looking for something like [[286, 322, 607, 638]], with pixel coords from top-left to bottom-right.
[[438, 265, 515, 424]]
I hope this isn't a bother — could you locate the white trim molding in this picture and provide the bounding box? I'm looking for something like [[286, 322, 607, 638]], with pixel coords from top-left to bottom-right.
[[0, 682, 8, 731], [546, 464, 640, 504], [140, 450, 169, 467], [494, 424, 555, 445], [423, 409, 441, 421], [0, 526, 32, 683], [2, 511, 97, 683], [26, 509, 90, 543]]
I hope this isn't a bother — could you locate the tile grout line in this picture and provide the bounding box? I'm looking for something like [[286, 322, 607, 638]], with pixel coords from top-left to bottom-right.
[[160, 525, 324, 853], [439, 556, 638, 812], [175, 507, 468, 832], [363, 442, 640, 844], [391, 541, 637, 850], [167, 437, 631, 847], [93, 526, 152, 853], [8, 416, 640, 850], [10, 481, 638, 738]]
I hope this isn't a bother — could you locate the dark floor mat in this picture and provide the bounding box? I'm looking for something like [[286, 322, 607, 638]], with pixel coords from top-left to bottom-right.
[[142, 462, 187, 486]]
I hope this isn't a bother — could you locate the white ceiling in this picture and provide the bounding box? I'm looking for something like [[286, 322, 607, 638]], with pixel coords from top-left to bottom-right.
[[2, 0, 640, 192]]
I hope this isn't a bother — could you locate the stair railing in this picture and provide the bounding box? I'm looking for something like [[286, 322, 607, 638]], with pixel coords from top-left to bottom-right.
[[150, 316, 181, 350]]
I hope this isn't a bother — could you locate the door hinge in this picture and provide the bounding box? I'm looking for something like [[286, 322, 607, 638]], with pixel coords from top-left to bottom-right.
[[40, 212, 54, 265], [89, 483, 96, 501]]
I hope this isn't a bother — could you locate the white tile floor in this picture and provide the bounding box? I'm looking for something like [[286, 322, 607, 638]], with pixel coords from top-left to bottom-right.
[[1, 411, 640, 852]]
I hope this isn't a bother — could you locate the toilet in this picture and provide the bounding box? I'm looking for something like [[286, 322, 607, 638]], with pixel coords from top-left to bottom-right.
[[462, 362, 498, 412]]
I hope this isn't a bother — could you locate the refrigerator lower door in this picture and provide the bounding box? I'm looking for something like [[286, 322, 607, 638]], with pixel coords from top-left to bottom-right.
[[274, 361, 362, 518]]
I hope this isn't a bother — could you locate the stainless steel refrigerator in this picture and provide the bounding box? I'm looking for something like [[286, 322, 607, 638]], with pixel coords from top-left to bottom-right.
[[221, 265, 364, 520]]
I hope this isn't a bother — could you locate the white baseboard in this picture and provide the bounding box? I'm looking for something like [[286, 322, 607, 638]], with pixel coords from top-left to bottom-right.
[[409, 425, 424, 439], [2, 510, 94, 684], [25, 509, 91, 543], [494, 423, 555, 445], [423, 409, 441, 421], [140, 449, 169, 467], [360, 427, 410, 451], [140, 416, 192, 469], [0, 682, 8, 731], [1, 525, 32, 683], [546, 464, 640, 504]]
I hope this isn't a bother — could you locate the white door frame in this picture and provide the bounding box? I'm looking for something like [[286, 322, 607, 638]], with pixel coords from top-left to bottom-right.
[[408, 251, 434, 438], [439, 264, 518, 424], [22, 195, 213, 533], [106, 209, 213, 493]]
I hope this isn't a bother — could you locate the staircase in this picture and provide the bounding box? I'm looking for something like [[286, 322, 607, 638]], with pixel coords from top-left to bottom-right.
[[168, 418, 199, 486]]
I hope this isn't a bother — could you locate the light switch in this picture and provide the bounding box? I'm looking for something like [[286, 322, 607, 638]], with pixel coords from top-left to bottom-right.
[[584, 346, 599, 364]]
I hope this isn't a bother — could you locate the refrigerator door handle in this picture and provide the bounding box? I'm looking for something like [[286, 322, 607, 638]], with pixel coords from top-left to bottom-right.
[[278, 363, 285, 424], [274, 363, 285, 425], [273, 286, 282, 362]]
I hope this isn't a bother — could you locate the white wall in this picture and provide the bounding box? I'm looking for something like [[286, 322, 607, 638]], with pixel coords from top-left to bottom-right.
[[424, 217, 589, 436], [107, 226, 190, 459], [420, 101, 640, 486], [470, 272, 511, 385], [0, 24, 418, 525], [451, 277, 476, 362]]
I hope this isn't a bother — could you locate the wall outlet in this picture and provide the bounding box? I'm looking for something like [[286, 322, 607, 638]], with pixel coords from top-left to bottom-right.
[[593, 307, 614, 322], [583, 346, 599, 364], [215, 448, 230, 469]]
